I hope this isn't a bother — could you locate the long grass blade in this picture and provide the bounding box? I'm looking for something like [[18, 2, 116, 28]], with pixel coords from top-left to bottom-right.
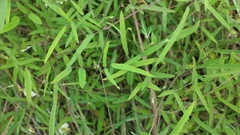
[[170, 101, 196, 135], [155, 6, 189, 66]]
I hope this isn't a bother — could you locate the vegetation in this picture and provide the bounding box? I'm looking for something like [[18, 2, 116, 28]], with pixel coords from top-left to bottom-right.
[[0, 0, 240, 134]]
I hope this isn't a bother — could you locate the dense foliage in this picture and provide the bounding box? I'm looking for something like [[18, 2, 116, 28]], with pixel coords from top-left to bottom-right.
[[0, 0, 240, 135]]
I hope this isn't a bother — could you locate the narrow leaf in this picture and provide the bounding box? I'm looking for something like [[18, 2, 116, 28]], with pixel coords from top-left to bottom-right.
[[49, 84, 59, 135], [51, 67, 72, 84], [111, 63, 154, 77], [158, 90, 175, 97], [71, 0, 84, 15], [67, 34, 94, 67], [201, 26, 217, 43], [28, 13, 42, 25], [44, 25, 66, 63], [207, 4, 230, 30], [104, 68, 120, 89], [24, 67, 32, 103], [103, 41, 110, 67], [170, 101, 196, 135], [128, 83, 142, 100], [120, 11, 128, 56], [78, 68, 86, 88], [71, 22, 79, 43], [155, 6, 190, 66]]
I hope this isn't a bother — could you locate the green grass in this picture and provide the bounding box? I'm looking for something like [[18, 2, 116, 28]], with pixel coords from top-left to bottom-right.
[[0, 0, 240, 135]]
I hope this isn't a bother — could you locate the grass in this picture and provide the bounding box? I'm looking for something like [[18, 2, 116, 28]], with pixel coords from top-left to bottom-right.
[[0, 0, 240, 135]]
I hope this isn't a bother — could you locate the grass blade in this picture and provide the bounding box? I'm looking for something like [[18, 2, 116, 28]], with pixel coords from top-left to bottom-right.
[[111, 63, 154, 77], [24, 67, 32, 103], [193, 116, 219, 135], [51, 67, 72, 84], [201, 26, 217, 43], [44, 25, 66, 63], [71, 22, 79, 43], [120, 11, 128, 56], [70, 0, 84, 15], [128, 83, 142, 100], [103, 41, 110, 68], [49, 84, 59, 135], [207, 4, 230, 30], [78, 68, 86, 89], [67, 34, 94, 67], [155, 6, 189, 66], [170, 101, 196, 135], [104, 68, 120, 89], [0, 0, 7, 32]]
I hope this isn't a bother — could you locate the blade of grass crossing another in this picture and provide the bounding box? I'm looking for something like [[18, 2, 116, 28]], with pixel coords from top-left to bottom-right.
[[193, 116, 219, 135], [24, 67, 32, 103], [207, 4, 230, 30], [111, 63, 154, 77], [120, 11, 128, 56], [67, 34, 94, 67], [49, 84, 59, 135], [51, 67, 72, 84], [128, 83, 142, 100], [155, 6, 189, 66], [104, 68, 120, 90], [44, 25, 66, 63], [70, 0, 84, 15], [169, 101, 196, 135]]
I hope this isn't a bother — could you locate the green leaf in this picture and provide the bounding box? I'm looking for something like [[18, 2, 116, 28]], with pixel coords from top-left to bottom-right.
[[120, 11, 128, 56], [71, 22, 79, 43], [24, 67, 32, 103], [139, 4, 175, 13], [71, 0, 84, 15], [151, 72, 175, 79], [207, 4, 230, 30], [0, 0, 7, 32], [142, 39, 168, 56], [201, 26, 217, 43], [51, 67, 72, 84], [147, 83, 161, 91], [16, 2, 28, 14], [58, 7, 72, 22], [204, 69, 240, 78], [103, 41, 110, 68], [134, 95, 151, 108], [177, 21, 200, 40], [193, 117, 219, 135], [128, 83, 142, 100], [67, 34, 94, 67], [104, 68, 120, 89], [0, 16, 20, 34], [111, 63, 154, 77], [215, 91, 240, 114], [155, 6, 189, 66], [158, 90, 175, 97], [28, 13, 42, 25], [44, 25, 66, 63], [49, 84, 59, 135], [169, 101, 196, 135], [192, 57, 210, 113], [78, 68, 86, 89]]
